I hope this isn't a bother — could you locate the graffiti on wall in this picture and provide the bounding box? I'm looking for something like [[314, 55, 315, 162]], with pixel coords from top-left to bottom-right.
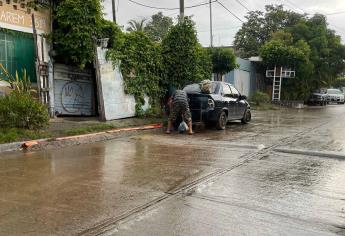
[[61, 82, 84, 114]]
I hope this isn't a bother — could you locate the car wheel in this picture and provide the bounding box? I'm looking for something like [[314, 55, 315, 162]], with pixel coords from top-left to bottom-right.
[[241, 109, 252, 124], [216, 111, 227, 130]]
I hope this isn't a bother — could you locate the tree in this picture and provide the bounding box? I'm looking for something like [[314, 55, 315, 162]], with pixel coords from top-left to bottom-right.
[[259, 40, 308, 67], [234, 5, 303, 58], [208, 47, 238, 81], [52, 0, 103, 68], [259, 38, 314, 100], [108, 31, 163, 115], [162, 17, 204, 89], [288, 14, 345, 86], [236, 4, 345, 100], [126, 19, 147, 32], [196, 46, 212, 82], [144, 12, 173, 42]]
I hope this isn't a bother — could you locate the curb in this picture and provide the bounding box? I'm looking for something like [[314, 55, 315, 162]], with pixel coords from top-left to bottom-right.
[[0, 123, 163, 153], [274, 147, 345, 159], [0, 141, 23, 153]]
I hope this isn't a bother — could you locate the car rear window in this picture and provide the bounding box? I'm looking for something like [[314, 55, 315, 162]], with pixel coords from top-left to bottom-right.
[[183, 83, 219, 94], [183, 84, 201, 93], [327, 89, 342, 94]]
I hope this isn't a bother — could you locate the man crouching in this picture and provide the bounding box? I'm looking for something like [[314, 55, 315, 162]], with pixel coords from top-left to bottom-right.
[[166, 90, 194, 135]]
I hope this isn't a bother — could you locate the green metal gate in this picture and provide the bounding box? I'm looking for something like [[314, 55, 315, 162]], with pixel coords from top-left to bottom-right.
[[0, 30, 36, 82]]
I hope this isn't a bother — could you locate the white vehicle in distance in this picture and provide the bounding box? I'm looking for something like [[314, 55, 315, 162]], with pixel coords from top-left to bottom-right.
[[327, 89, 345, 104]]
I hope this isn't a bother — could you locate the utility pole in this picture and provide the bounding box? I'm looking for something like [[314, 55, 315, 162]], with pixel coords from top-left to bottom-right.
[[179, 0, 184, 21], [209, 0, 213, 47], [112, 0, 116, 23]]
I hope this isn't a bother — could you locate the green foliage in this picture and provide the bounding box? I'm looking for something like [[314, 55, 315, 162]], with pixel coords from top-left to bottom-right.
[[99, 19, 124, 50], [196, 46, 213, 81], [234, 5, 303, 58], [52, 0, 103, 68], [0, 63, 35, 95], [108, 31, 163, 115], [162, 17, 203, 89], [259, 40, 309, 67], [144, 12, 173, 42], [64, 123, 114, 136], [331, 77, 345, 88], [238, 4, 345, 100], [208, 47, 238, 80], [126, 19, 147, 32], [0, 92, 49, 130], [0, 128, 51, 144], [250, 91, 270, 105], [108, 17, 212, 116]]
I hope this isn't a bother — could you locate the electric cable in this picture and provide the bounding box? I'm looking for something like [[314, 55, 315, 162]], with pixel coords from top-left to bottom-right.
[[216, 1, 244, 23], [128, 0, 218, 11], [281, 0, 345, 34], [233, 0, 250, 12]]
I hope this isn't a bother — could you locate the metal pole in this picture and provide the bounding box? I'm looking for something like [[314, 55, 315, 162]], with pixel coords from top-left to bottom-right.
[[112, 0, 116, 23], [32, 14, 42, 103], [209, 0, 213, 47], [180, 0, 184, 21]]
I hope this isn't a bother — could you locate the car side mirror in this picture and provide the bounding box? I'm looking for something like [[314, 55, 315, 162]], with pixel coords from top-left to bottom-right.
[[239, 95, 247, 100]]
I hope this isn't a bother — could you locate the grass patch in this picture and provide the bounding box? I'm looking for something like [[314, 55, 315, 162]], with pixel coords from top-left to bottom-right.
[[0, 117, 164, 144], [0, 128, 52, 144], [62, 124, 115, 136]]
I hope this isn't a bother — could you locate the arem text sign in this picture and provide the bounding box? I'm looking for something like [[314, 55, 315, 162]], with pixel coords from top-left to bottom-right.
[[0, 4, 50, 32]]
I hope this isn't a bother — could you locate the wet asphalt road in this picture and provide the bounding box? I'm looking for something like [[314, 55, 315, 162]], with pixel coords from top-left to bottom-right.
[[1, 106, 345, 236]]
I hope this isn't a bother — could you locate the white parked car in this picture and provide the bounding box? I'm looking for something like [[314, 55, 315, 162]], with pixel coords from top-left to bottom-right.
[[327, 89, 345, 104]]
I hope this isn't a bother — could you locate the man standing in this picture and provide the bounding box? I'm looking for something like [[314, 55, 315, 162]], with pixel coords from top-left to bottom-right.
[[166, 90, 194, 135]]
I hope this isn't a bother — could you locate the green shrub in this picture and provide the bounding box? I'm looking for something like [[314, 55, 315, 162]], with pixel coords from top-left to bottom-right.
[[0, 92, 49, 129], [250, 92, 270, 105]]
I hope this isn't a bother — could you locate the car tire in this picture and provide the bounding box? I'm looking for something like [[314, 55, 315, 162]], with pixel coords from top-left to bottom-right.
[[216, 111, 227, 130], [241, 109, 252, 124]]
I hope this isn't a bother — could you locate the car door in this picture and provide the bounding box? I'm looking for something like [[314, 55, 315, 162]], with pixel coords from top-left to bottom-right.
[[229, 84, 246, 119], [221, 83, 237, 120]]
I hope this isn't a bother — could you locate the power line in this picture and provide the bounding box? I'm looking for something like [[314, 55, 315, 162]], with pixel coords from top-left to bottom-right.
[[199, 25, 242, 32], [217, 1, 244, 23], [283, 0, 306, 14], [233, 0, 250, 12], [281, 0, 345, 34], [128, 0, 218, 11]]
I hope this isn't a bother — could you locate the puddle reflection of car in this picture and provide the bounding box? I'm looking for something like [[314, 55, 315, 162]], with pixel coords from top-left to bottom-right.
[[327, 89, 345, 104], [308, 91, 328, 106], [184, 81, 251, 130]]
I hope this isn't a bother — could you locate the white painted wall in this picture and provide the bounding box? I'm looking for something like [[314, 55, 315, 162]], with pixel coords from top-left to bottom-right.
[[97, 48, 149, 121]]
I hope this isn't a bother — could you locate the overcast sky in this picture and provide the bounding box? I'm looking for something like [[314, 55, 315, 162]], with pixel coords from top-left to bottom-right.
[[102, 0, 345, 47]]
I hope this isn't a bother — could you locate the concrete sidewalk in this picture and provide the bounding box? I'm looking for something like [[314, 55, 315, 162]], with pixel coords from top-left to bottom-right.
[[0, 117, 163, 153]]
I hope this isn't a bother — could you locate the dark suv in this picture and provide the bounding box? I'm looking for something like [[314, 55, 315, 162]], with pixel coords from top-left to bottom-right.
[[184, 82, 251, 130]]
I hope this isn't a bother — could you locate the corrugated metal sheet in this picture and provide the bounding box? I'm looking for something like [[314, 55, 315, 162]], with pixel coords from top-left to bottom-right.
[[224, 57, 257, 97], [54, 64, 96, 116]]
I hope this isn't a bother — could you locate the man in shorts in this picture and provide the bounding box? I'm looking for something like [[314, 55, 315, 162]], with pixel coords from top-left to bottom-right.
[[166, 90, 194, 135]]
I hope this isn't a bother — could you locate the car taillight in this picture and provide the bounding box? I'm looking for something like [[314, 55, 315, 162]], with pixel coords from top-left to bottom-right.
[[208, 99, 215, 109]]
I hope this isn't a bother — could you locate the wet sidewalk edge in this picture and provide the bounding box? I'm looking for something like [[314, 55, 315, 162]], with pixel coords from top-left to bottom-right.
[[0, 123, 163, 154]]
